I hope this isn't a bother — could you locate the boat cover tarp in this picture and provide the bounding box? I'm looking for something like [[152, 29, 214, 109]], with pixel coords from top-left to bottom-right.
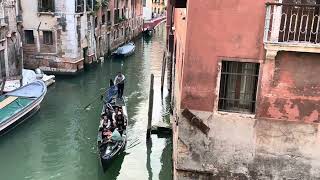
[[6, 81, 45, 98], [0, 97, 33, 123], [106, 85, 118, 103], [117, 43, 135, 55]]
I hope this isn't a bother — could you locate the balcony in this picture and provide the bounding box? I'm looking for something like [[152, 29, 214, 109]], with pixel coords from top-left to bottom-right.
[[170, 0, 186, 8], [264, 2, 320, 60]]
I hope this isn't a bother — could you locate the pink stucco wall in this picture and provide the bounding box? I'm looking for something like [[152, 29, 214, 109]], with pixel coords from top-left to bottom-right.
[[177, 0, 267, 111], [257, 52, 320, 122]]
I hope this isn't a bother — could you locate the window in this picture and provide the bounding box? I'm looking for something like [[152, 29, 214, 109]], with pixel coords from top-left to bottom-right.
[[114, 9, 120, 23], [122, 28, 124, 36], [107, 10, 111, 24], [76, 0, 84, 13], [95, 16, 98, 28], [43, 31, 53, 45], [38, 0, 55, 12], [24, 30, 34, 44], [218, 61, 259, 114], [0, 50, 5, 78], [102, 14, 106, 24], [86, 0, 92, 11]]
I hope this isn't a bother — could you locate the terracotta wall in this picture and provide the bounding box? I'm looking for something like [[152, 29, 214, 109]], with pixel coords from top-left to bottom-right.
[[178, 0, 267, 111], [257, 52, 320, 122]]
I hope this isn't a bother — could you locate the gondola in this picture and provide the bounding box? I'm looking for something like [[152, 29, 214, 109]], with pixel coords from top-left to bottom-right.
[[97, 82, 128, 171], [0, 80, 47, 135]]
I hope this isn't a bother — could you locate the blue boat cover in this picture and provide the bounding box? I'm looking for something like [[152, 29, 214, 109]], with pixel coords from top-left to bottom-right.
[[105, 85, 118, 103], [6, 81, 46, 98]]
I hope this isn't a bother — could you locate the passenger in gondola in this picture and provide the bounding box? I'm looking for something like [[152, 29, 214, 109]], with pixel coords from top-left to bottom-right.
[[111, 128, 122, 142], [104, 103, 114, 119], [102, 128, 113, 143], [112, 106, 122, 121], [115, 114, 125, 135]]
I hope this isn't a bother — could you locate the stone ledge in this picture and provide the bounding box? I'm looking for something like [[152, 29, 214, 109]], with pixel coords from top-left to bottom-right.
[[264, 42, 320, 60]]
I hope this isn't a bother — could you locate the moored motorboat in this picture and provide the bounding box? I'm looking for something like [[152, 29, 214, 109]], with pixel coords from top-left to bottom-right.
[[0, 80, 47, 135], [112, 42, 135, 57], [97, 83, 128, 171]]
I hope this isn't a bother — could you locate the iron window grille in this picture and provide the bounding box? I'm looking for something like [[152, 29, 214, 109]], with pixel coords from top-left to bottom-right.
[[218, 61, 260, 114]]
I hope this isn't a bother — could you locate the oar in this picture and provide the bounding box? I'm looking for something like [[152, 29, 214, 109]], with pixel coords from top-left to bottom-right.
[[83, 92, 105, 110], [82, 79, 125, 110]]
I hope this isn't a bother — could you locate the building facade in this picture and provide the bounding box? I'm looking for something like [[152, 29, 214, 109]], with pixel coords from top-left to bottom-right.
[[21, 0, 96, 74], [143, 0, 153, 20], [167, 0, 320, 179], [0, 0, 23, 85], [152, 0, 165, 18], [94, 0, 143, 59]]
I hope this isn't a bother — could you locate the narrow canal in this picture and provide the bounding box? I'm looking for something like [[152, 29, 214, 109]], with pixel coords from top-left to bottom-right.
[[0, 23, 172, 180]]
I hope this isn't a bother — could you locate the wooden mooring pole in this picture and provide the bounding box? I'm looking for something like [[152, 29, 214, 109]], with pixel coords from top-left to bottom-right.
[[160, 51, 166, 93], [146, 74, 154, 140]]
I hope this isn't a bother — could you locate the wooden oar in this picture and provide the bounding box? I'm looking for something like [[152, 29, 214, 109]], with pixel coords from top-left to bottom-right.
[[83, 93, 104, 110], [82, 79, 125, 110]]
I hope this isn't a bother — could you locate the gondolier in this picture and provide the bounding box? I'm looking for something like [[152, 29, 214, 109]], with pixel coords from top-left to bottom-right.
[[114, 72, 125, 98], [98, 77, 128, 171]]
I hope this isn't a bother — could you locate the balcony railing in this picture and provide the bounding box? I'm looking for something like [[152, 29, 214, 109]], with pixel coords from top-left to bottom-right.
[[264, 2, 320, 58], [264, 2, 320, 44]]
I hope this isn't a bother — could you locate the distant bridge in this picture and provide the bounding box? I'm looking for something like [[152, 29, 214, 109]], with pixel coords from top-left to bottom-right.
[[143, 16, 167, 32]]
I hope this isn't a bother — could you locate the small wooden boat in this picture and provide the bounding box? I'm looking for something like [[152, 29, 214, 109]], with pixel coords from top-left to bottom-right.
[[97, 83, 128, 171], [112, 42, 135, 57], [0, 80, 47, 135]]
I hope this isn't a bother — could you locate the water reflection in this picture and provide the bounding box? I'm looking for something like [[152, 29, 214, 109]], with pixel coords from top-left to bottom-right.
[[0, 23, 172, 180]]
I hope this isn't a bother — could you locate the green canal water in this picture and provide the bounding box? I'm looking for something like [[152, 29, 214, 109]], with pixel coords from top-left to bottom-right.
[[0, 24, 172, 180]]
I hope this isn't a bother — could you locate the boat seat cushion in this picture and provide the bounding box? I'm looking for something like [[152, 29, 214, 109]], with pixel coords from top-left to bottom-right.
[[0, 97, 33, 124], [0, 96, 18, 109]]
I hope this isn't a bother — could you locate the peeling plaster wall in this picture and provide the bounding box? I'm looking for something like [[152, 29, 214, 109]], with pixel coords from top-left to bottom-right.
[[21, 0, 94, 74], [60, 0, 78, 59], [257, 52, 320, 122], [174, 111, 320, 179], [0, 0, 22, 79]]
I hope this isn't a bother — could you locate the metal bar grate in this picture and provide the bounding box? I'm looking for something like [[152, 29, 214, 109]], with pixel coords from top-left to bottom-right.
[[265, 1, 320, 44], [218, 61, 259, 114]]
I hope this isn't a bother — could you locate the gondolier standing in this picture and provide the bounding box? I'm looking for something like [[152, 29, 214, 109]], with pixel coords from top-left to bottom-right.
[[114, 72, 125, 98]]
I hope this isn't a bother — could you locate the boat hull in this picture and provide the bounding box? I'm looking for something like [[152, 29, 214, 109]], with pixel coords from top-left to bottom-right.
[[99, 140, 127, 171], [98, 129, 127, 171], [0, 81, 47, 135], [0, 105, 40, 136]]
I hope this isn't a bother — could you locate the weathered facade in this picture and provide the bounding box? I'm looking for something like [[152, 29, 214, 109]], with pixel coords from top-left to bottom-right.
[[167, 0, 320, 179], [0, 0, 23, 83], [152, 0, 165, 17], [21, 0, 142, 75], [94, 0, 143, 60], [21, 0, 96, 74]]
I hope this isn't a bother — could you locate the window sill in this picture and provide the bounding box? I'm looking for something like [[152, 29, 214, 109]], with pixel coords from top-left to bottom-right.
[[216, 111, 256, 119], [0, 23, 8, 27], [37, 12, 55, 16]]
